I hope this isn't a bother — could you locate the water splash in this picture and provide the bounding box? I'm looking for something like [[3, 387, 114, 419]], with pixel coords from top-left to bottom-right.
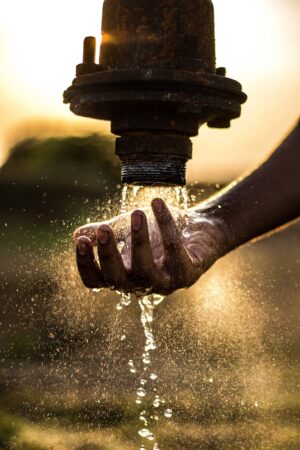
[[118, 185, 188, 448]]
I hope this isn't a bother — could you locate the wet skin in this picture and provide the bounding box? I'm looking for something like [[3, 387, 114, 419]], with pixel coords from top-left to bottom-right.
[[76, 198, 227, 296]]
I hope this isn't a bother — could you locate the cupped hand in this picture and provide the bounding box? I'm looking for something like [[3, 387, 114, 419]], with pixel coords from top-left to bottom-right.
[[74, 199, 230, 295]]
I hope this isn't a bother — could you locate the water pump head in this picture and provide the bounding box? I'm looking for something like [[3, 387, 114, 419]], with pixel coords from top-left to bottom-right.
[[64, 0, 247, 186]]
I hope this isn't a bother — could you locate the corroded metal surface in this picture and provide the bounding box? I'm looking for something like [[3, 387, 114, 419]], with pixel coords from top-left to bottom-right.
[[64, 0, 247, 185], [100, 0, 215, 72]]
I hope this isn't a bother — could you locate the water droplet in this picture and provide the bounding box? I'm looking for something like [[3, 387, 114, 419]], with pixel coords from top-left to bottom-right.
[[120, 334, 126, 341], [182, 228, 191, 238], [254, 401, 259, 408], [139, 414, 147, 425], [153, 443, 160, 450], [138, 429, 155, 440], [150, 373, 157, 381], [145, 340, 156, 352], [153, 399, 160, 408], [128, 360, 137, 374], [143, 354, 151, 365], [116, 303, 123, 311], [152, 294, 164, 306], [208, 377, 213, 383], [137, 387, 147, 397], [140, 379, 147, 386], [117, 240, 125, 252], [92, 288, 102, 293], [164, 408, 173, 419], [121, 292, 132, 306], [136, 399, 142, 405]]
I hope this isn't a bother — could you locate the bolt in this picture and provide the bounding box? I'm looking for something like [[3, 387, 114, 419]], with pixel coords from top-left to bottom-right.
[[83, 36, 96, 64], [216, 67, 226, 77]]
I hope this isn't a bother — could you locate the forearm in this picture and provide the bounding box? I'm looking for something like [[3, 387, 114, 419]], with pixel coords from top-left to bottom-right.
[[193, 120, 300, 251]]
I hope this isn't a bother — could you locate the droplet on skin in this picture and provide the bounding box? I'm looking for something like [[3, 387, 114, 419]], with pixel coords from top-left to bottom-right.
[[182, 228, 191, 238], [120, 335, 126, 341], [208, 377, 213, 383], [117, 240, 125, 252], [153, 443, 160, 450], [150, 373, 157, 381]]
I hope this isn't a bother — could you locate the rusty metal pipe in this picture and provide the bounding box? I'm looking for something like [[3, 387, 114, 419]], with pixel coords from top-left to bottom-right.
[[64, 0, 247, 185]]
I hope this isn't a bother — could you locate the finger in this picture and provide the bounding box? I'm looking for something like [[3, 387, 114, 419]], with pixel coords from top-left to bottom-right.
[[74, 223, 101, 246], [131, 210, 157, 286], [97, 225, 128, 288], [152, 199, 192, 275], [76, 236, 105, 289]]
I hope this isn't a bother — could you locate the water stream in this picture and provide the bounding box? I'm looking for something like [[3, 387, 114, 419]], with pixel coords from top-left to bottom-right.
[[118, 185, 188, 449]]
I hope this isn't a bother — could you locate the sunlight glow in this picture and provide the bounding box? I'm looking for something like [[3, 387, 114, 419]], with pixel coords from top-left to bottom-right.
[[0, 0, 299, 179], [1, 0, 102, 115]]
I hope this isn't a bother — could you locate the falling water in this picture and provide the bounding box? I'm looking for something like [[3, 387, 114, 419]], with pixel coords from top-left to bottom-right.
[[119, 185, 188, 449]]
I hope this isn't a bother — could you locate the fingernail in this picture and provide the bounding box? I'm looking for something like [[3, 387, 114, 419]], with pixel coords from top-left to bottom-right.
[[77, 240, 87, 256], [132, 213, 143, 231], [98, 229, 109, 245], [152, 198, 163, 213]]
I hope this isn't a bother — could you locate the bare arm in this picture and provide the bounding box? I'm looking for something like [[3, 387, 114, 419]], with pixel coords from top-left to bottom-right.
[[75, 120, 300, 295], [195, 119, 300, 251]]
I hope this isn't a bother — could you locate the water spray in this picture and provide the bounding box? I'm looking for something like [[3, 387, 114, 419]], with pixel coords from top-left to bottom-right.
[[64, 0, 247, 186]]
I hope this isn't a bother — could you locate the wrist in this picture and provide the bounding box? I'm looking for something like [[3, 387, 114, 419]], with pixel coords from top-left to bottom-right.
[[186, 206, 236, 260]]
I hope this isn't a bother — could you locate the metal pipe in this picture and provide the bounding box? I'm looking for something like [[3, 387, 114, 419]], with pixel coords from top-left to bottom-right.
[[64, 0, 247, 186]]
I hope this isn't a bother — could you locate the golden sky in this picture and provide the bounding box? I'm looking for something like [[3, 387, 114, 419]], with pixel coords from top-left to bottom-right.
[[0, 0, 299, 182]]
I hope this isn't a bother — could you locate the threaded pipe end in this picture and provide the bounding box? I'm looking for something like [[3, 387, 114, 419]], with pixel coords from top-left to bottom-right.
[[120, 156, 187, 186]]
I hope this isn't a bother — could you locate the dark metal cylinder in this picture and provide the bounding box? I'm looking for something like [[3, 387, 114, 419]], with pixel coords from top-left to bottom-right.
[[116, 134, 192, 185], [64, 0, 247, 186], [100, 0, 215, 73]]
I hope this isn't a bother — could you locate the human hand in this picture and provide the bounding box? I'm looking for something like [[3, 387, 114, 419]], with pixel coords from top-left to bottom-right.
[[74, 199, 231, 295]]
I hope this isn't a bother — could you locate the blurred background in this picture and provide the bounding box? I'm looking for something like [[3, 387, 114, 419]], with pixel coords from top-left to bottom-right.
[[0, 0, 299, 449]]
